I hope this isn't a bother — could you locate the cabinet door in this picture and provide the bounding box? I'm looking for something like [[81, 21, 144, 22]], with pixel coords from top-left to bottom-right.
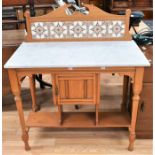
[[136, 83, 153, 138], [55, 73, 99, 105]]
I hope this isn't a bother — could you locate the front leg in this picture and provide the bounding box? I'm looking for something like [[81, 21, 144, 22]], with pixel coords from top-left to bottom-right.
[[22, 130, 30, 150], [8, 69, 31, 150], [128, 67, 144, 151]]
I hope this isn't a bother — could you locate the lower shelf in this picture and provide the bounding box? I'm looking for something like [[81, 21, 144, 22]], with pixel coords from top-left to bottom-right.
[[26, 112, 130, 128]]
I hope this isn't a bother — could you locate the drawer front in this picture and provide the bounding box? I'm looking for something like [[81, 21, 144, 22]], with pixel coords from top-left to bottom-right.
[[136, 83, 153, 132], [55, 73, 99, 105]]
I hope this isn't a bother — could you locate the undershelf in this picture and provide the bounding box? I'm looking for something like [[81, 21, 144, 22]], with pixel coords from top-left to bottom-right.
[[26, 112, 130, 128]]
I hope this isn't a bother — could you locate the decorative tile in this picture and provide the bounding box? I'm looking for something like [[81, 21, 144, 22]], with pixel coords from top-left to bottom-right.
[[31, 22, 49, 39], [108, 21, 125, 37], [89, 21, 106, 38], [31, 20, 125, 39], [50, 22, 67, 38]]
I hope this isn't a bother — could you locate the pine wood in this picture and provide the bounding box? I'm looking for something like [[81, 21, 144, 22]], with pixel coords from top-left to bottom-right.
[[8, 69, 30, 150], [55, 73, 98, 104], [3, 107, 153, 155], [26, 112, 130, 128], [53, 73, 100, 125], [128, 67, 144, 151], [7, 66, 144, 151], [6, 4, 145, 151]]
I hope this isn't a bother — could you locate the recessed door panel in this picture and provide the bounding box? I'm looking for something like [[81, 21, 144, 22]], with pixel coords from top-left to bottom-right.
[[55, 73, 99, 105]]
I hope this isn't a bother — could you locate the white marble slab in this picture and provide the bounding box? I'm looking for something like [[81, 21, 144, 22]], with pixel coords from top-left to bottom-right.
[[4, 41, 150, 68]]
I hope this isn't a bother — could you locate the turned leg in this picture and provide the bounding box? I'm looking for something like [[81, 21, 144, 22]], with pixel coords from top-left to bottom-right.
[[121, 76, 129, 112], [128, 127, 136, 151], [22, 131, 30, 150], [29, 74, 40, 111], [128, 68, 144, 151], [8, 70, 31, 151]]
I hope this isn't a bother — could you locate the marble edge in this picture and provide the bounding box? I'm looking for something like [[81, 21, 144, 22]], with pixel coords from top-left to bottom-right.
[[4, 63, 150, 69]]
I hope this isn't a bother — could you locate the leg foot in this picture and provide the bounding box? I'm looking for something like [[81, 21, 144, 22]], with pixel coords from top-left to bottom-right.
[[128, 145, 134, 151], [25, 144, 31, 151], [22, 132, 31, 151], [128, 133, 135, 151]]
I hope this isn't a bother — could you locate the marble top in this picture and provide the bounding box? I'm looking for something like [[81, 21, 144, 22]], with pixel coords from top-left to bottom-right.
[[4, 41, 150, 69]]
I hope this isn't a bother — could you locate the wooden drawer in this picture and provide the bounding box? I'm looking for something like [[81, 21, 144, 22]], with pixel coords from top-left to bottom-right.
[[136, 83, 153, 138], [53, 73, 100, 105]]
